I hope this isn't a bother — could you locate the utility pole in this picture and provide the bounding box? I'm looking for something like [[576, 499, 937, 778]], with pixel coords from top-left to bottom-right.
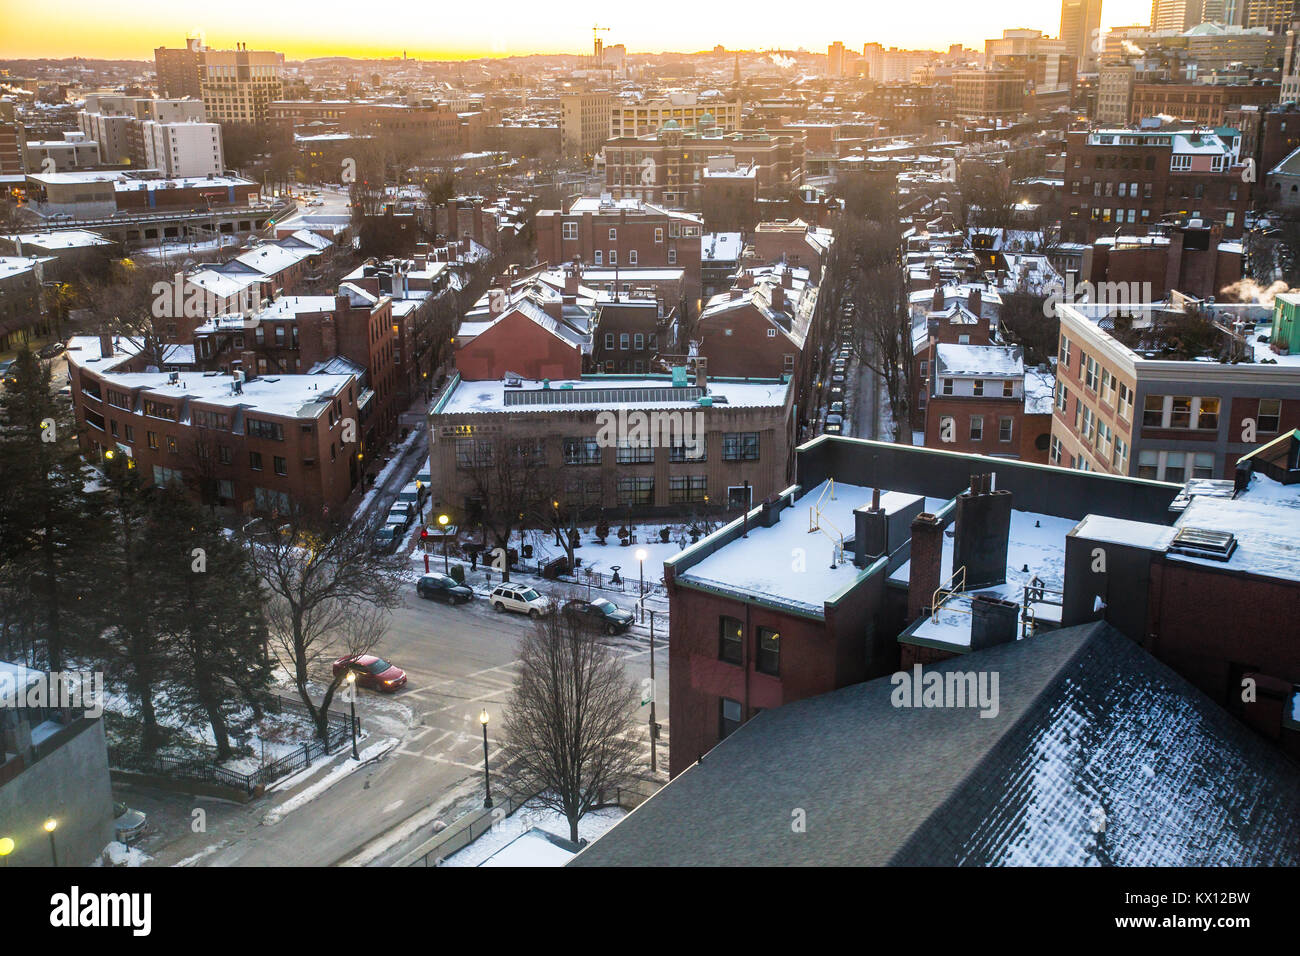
[[649, 609, 658, 774]]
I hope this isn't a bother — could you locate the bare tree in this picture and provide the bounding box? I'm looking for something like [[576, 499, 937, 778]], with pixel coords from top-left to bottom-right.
[[503, 611, 641, 843], [461, 437, 551, 582], [244, 512, 403, 740]]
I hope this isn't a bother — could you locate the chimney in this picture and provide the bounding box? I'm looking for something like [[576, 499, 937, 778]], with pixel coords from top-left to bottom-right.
[[931, 285, 945, 312], [564, 269, 580, 295], [853, 491, 888, 569], [759, 493, 784, 528], [414, 242, 428, 270], [782, 267, 793, 290], [968, 287, 981, 316], [969, 594, 1019, 651], [771, 284, 786, 313], [907, 513, 944, 623], [99, 332, 114, 359], [729, 288, 744, 300], [929, 265, 941, 285], [240, 351, 257, 381], [953, 473, 1012, 590], [694, 360, 707, 389]]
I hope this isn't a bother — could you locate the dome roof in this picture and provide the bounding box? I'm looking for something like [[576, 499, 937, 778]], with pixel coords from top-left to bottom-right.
[[662, 119, 680, 129]]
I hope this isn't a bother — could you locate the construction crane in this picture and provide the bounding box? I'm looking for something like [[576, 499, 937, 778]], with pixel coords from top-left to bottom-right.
[[592, 24, 610, 64]]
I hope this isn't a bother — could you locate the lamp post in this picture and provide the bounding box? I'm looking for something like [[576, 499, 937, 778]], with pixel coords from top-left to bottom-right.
[[346, 672, 359, 760], [0, 836, 13, 867], [635, 547, 648, 623], [44, 818, 57, 867], [479, 709, 493, 808], [438, 513, 450, 573]]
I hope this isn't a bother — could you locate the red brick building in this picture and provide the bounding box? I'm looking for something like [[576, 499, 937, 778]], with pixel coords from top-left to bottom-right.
[[696, 265, 821, 383], [1061, 124, 1251, 244], [1081, 221, 1242, 301], [536, 196, 704, 304], [454, 293, 587, 381]]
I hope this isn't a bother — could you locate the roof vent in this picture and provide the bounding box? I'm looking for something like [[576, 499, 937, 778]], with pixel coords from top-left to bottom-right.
[[1169, 527, 1237, 561]]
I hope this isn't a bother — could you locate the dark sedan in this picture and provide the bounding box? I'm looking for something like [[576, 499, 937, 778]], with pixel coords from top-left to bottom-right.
[[562, 598, 635, 635], [417, 573, 473, 604]]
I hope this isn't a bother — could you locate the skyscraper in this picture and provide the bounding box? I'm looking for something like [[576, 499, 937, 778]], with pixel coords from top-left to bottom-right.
[[1061, 0, 1104, 74]]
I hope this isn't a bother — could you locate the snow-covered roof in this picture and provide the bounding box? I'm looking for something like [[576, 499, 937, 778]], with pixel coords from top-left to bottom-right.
[[934, 343, 1023, 377], [436, 375, 789, 416]]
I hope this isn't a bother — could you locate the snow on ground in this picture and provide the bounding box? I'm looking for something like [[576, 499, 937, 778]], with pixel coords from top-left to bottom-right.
[[261, 736, 398, 826], [440, 801, 626, 867], [95, 841, 151, 867], [354, 427, 423, 519]]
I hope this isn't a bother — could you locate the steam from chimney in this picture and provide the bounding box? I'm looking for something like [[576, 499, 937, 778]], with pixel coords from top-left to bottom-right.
[[1220, 278, 1292, 306], [1121, 40, 1146, 57]]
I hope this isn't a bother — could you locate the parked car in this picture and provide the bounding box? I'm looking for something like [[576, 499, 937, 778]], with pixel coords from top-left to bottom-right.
[[397, 480, 426, 508], [825, 412, 844, 428], [332, 654, 407, 692], [37, 342, 66, 359], [417, 573, 473, 604], [830, 372, 846, 386], [823, 421, 843, 435], [829, 401, 845, 416], [562, 597, 635, 634], [489, 584, 553, 618], [828, 383, 846, 400], [113, 802, 147, 844], [415, 466, 432, 485], [386, 501, 415, 529], [372, 524, 402, 554]]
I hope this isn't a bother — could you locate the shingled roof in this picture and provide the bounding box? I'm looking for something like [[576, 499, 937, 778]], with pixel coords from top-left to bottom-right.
[[571, 622, 1300, 867]]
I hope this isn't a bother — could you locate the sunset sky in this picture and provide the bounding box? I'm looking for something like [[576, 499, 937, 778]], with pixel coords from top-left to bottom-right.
[[1, 0, 1152, 61]]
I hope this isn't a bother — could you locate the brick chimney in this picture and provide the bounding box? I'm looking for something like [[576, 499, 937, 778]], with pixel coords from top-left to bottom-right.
[[931, 285, 945, 312], [968, 287, 982, 316], [770, 284, 786, 313], [414, 242, 428, 270], [240, 351, 258, 380], [953, 473, 1012, 590], [782, 267, 793, 290], [853, 488, 887, 569], [929, 265, 941, 285], [564, 269, 580, 295], [99, 332, 114, 360], [907, 513, 944, 623], [969, 594, 1020, 651], [729, 288, 744, 300]]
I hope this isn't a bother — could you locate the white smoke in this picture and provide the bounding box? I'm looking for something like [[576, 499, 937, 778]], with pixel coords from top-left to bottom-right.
[[769, 53, 795, 70], [1219, 278, 1291, 305], [1121, 40, 1146, 57]]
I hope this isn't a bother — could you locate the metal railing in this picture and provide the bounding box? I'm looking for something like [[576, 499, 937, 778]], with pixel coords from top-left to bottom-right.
[[930, 564, 968, 618]]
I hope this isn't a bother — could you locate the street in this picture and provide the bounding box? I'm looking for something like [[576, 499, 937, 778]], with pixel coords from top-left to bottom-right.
[[129, 580, 668, 867]]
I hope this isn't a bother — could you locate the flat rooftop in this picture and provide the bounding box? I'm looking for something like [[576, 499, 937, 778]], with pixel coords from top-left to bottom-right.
[[680, 480, 949, 616], [436, 375, 789, 416]]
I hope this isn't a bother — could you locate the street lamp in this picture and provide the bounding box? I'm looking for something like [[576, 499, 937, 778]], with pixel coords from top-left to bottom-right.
[[438, 513, 450, 573], [44, 818, 57, 867], [346, 672, 359, 760], [0, 836, 13, 866], [479, 709, 493, 808], [635, 547, 648, 620]]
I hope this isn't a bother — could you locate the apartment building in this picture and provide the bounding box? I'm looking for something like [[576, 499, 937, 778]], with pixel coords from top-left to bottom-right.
[[560, 92, 613, 161], [1130, 81, 1280, 127], [1060, 0, 1104, 74], [0, 101, 26, 176], [696, 264, 822, 384], [1060, 124, 1251, 243], [609, 93, 741, 138], [1050, 298, 1300, 482], [200, 45, 285, 124], [67, 334, 365, 516], [600, 123, 804, 212], [951, 71, 1027, 121], [154, 38, 204, 99], [426, 371, 794, 524], [1096, 65, 1136, 125], [536, 196, 704, 302], [23, 133, 100, 172], [141, 120, 224, 178]]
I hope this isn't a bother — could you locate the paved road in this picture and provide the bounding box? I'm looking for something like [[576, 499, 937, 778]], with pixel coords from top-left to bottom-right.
[[133, 585, 666, 867]]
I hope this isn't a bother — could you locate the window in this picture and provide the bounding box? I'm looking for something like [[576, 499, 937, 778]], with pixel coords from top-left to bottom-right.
[[667, 248, 676, 265], [562, 221, 577, 239], [999, 417, 1013, 442], [608, 250, 617, 265], [218, 445, 232, 465], [722, 432, 760, 461], [719, 617, 743, 664], [1137, 450, 1159, 480], [217, 479, 234, 501], [246, 418, 284, 441], [455, 439, 495, 469], [604, 333, 615, 351], [1143, 395, 1165, 428], [143, 399, 176, 421], [124, 424, 135, 443], [1258, 398, 1281, 433], [152, 465, 183, 488], [973, 379, 984, 397], [249, 451, 263, 471], [608, 228, 617, 240], [166, 435, 178, 455], [195, 409, 230, 430], [1059, 335, 1071, 368], [628, 250, 637, 265], [563, 437, 601, 465], [654, 227, 664, 243], [616, 476, 653, 506], [147, 431, 159, 450], [1084, 355, 1099, 391], [1163, 452, 1187, 483], [1117, 383, 1133, 421], [969, 416, 983, 441], [616, 440, 654, 464], [720, 698, 742, 739], [669, 475, 707, 503], [669, 437, 706, 462], [620, 333, 630, 350], [1193, 452, 1215, 479], [274, 455, 287, 476], [1195, 397, 1219, 430], [634, 333, 644, 351], [1113, 437, 1128, 472], [1050, 435, 1062, 464], [756, 627, 780, 676], [941, 378, 954, 396], [1002, 380, 1014, 398], [1056, 381, 1069, 413], [1169, 397, 1192, 429]]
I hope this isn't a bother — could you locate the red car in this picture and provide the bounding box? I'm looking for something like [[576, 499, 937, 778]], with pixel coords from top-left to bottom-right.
[[333, 654, 407, 692]]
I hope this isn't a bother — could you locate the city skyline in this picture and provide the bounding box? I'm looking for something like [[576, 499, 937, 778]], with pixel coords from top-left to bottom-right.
[[2, 0, 1151, 62]]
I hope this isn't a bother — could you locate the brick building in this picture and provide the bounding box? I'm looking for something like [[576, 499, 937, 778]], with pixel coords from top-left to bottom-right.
[[536, 196, 704, 304], [1129, 81, 1280, 127], [1080, 221, 1243, 301], [1060, 124, 1251, 243], [66, 334, 363, 517]]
